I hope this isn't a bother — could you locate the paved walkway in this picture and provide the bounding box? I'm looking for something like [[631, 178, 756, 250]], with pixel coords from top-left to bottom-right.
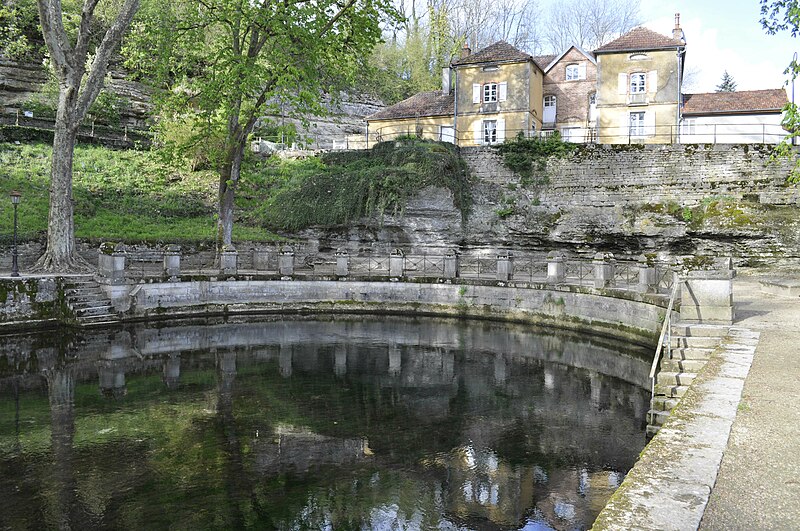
[[700, 276, 800, 530]]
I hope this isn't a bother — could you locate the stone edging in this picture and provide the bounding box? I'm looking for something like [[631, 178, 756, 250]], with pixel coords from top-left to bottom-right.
[[592, 326, 759, 530]]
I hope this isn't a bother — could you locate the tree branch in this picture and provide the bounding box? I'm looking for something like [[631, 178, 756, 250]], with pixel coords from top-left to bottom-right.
[[36, 0, 73, 76], [75, 0, 141, 120], [73, 0, 102, 70], [318, 0, 358, 37]]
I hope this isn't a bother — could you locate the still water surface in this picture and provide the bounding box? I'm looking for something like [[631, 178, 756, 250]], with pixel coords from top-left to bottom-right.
[[0, 316, 650, 530]]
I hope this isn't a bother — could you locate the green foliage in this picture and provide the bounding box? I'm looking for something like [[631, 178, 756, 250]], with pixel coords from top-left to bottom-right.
[[0, 0, 40, 58], [761, 0, 800, 183], [494, 132, 576, 185], [243, 138, 472, 231], [715, 70, 737, 92]]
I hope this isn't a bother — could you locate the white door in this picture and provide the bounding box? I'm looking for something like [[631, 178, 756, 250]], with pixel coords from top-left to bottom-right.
[[543, 95, 556, 124]]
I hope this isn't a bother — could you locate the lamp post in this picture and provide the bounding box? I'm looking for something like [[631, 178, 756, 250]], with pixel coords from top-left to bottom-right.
[[10, 191, 21, 277]]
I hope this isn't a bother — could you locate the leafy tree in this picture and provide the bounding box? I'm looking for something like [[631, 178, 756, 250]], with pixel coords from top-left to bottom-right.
[[715, 70, 737, 92], [128, 0, 397, 251], [761, 0, 800, 182], [31, 0, 141, 271]]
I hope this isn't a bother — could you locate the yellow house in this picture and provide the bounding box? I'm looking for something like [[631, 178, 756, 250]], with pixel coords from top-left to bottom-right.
[[450, 42, 544, 146], [366, 41, 545, 147], [594, 19, 686, 144]]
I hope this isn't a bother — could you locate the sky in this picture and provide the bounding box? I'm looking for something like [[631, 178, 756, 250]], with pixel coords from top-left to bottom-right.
[[638, 0, 797, 94]]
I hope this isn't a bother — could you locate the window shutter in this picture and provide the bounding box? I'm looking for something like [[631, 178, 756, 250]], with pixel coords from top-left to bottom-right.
[[578, 62, 587, 79], [474, 121, 483, 144], [618, 73, 628, 95], [648, 70, 658, 93], [645, 111, 656, 136], [498, 82, 508, 102], [473, 84, 481, 104], [497, 118, 506, 143]]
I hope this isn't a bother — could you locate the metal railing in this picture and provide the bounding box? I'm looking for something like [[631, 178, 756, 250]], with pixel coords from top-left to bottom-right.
[[649, 273, 680, 399]]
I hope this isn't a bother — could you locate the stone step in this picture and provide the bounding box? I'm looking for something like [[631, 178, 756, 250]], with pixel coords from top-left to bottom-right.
[[654, 384, 690, 398], [646, 425, 661, 438], [647, 409, 670, 426], [656, 371, 696, 387], [668, 347, 715, 360], [671, 324, 730, 338], [79, 315, 118, 325], [670, 336, 721, 349], [659, 358, 708, 373], [651, 395, 680, 412], [75, 305, 114, 317]]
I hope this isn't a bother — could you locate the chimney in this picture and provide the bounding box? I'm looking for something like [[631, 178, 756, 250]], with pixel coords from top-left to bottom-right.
[[442, 67, 451, 94], [461, 42, 471, 59], [673, 13, 684, 42]]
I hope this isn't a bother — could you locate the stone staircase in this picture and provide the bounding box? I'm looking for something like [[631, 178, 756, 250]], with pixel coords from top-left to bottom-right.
[[63, 277, 118, 326], [646, 323, 729, 436]]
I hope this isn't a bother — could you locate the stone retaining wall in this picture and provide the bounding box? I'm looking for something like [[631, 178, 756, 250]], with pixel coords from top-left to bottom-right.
[[0, 277, 64, 329]]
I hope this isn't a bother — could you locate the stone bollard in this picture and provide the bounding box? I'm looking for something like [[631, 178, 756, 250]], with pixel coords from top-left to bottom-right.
[[593, 252, 615, 289], [98, 242, 126, 285], [252, 248, 270, 271], [335, 249, 350, 277], [546, 251, 566, 284], [279, 246, 295, 277], [444, 250, 459, 279], [636, 254, 657, 293], [496, 252, 513, 282], [680, 257, 735, 324], [389, 248, 405, 278], [163, 245, 181, 282], [220, 246, 238, 276]]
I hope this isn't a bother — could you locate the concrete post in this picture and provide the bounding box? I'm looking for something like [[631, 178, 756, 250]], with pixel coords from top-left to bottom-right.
[[593, 252, 615, 289], [444, 250, 459, 279], [389, 248, 405, 278], [98, 243, 126, 285], [546, 251, 566, 284], [335, 249, 350, 277], [496, 252, 512, 281], [636, 254, 657, 293], [163, 245, 181, 282], [680, 258, 735, 324], [279, 246, 295, 277], [252, 249, 270, 271], [220, 247, 238, 276]]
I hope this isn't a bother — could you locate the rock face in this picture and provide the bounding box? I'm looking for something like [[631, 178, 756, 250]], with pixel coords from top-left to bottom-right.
[[292, 144, 800, 265], [0, 56, 49, 106]]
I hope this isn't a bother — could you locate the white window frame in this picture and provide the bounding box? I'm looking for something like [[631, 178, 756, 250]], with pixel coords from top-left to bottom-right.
[[483, 82, 498, 103], [682, 118, 696, 136], [630, 72, 646, 93], [629, 111, 646, 137], [565, 64, 580, 81], [543, 95, 557, 124], [483, 120, 498, 144]]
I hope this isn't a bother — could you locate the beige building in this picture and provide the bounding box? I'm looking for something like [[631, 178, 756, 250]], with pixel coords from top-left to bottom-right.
[[594, 20, 686, 144], [365, 15, 786, 147]]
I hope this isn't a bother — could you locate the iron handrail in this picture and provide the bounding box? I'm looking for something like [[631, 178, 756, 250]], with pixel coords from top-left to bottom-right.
[[649, 273, 680, 398]]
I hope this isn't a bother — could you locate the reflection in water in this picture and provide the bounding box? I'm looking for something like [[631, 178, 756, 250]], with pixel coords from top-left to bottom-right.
[[0, 316, 650, 530]]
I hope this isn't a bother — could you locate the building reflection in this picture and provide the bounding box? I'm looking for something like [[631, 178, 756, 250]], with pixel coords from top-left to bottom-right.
[[0, 316, 650, 530]]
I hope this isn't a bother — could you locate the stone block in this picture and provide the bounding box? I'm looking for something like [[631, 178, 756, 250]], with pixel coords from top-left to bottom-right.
[[220, 250, 238, 276]]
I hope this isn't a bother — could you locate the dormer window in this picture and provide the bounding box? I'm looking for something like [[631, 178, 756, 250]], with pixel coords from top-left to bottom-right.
[[484, 82, 498, 102], [565, 63, 586, 81]]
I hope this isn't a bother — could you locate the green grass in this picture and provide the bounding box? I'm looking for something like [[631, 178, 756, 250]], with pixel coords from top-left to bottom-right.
[[0, 142, 280, 244], [0, 138, 473, 244]]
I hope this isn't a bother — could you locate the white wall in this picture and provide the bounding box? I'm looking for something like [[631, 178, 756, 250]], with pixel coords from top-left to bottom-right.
[[679, 113, 785, 144]]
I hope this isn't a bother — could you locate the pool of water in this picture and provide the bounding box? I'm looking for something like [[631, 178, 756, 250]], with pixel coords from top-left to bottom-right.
[[0, 315, 651, 530]]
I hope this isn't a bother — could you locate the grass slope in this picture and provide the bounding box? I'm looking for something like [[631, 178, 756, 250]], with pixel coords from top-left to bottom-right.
[[0, 138, 471, 244]]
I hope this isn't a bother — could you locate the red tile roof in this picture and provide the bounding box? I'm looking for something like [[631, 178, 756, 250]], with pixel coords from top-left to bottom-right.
[[533, 54, 557, 71], [367, 91, 454, 121], [452, 41, 534, 66], [683, 89, 788, 115], [594, 27, 684, 53]]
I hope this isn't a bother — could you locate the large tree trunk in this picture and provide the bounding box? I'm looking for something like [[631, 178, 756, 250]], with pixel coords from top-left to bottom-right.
[[33, 95, 91, 272], [216, 142, 245, 252]]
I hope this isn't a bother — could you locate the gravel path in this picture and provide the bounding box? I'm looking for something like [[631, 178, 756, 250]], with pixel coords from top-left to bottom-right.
[[700, 277, 800, 530]]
